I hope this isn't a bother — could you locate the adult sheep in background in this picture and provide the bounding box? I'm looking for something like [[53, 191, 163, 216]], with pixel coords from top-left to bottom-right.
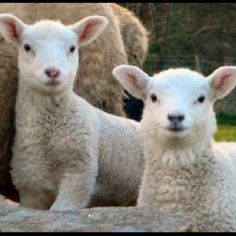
[[113, 64, 236, 231], [112, 3, 149, 68], [0, 3, 148, 202], [112, 3, 148, 121]]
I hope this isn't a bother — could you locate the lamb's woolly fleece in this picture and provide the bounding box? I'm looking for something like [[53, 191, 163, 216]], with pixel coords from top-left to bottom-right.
[[12, 85, 144, 209], [113, 65, 236, 231], [0, 3, 148, 200], [0, 15, 144, 211], [111, 3, 148, 67]]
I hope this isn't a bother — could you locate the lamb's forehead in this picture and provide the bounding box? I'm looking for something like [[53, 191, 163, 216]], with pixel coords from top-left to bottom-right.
[[149, 68, 209, 93], [22, 20, 77, 43]]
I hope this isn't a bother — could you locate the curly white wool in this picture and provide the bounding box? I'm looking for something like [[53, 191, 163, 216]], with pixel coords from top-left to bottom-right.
[[113, 64, 236, 231], [0, 14, 144, 211]]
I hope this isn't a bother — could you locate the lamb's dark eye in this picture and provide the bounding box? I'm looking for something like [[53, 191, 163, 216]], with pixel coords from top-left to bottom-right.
[[69, 45, 76, 53], [198, 95, 205, 103], [150, 94, 157, 102], [24, 44, 31, 52]]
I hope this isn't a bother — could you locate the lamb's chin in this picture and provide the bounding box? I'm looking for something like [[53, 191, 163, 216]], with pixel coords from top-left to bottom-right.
[[31, 81, 67, 95], [159, 130, 197, 150], [162, 127, 189, 139], [160, 149, 197, 169]]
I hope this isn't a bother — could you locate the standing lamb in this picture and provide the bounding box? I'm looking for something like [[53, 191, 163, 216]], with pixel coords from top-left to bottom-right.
[[0, 3, 148, 201], [113, 65, 236, 231], [0, 14, 144, 211]]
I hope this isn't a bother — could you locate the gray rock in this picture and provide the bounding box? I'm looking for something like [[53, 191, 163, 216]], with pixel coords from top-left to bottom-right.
[[0, 203, 196, 232]]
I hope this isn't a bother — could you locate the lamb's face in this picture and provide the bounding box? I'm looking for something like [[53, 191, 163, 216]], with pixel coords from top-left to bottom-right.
[[142, 69, 215, 147], [113, 65, 236, 148], [0, 14, 108, 94], [18, 22, 79, 93]]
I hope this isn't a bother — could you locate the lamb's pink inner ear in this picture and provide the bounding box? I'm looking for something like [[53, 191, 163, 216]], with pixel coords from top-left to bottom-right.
[[126, 73, 139, 88], [215, 74, 231, 93], [113, 65, 150, 99], [122, 71, 147, 99], [80, 22, 96, 42], [3, 20, 19, 40], [209, 66, 236, 100]]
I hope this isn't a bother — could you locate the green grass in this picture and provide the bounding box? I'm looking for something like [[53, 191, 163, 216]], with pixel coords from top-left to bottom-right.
[[215, 112, 236, 142], [215, 125, 236, 142]]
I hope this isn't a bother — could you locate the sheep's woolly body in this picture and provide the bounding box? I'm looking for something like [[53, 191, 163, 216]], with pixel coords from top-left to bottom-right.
[[113, 65, 236, 231], [12, 80, 144, 209], [111, 3, 149, 67], [0, 3, 148, 202], [135, 69, 236, 231], [111, 4, 149, 121], [138, 136, 236, 231]]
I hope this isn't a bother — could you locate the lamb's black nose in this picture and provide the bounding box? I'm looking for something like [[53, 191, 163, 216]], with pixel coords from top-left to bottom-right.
[[168, 113, 185, 123], [44, 67, 60, 79]]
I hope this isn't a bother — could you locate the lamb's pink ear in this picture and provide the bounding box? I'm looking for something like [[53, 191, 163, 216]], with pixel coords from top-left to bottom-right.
[[112, 65, 150, 99], [0, 13, 26, 45], [70, 15, 108, 47], [207, 66, 236, 101]]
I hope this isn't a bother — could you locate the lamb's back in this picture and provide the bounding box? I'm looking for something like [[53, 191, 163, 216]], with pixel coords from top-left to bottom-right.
[[89, 106, 144, 206]]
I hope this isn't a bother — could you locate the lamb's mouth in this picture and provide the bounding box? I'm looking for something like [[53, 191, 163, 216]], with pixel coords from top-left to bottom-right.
[[45, 80, 61, 86], [164, 126, 187, 132]]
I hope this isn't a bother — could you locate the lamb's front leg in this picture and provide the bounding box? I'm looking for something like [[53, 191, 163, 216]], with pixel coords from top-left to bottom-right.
[[49, 163, 97, 211], [20, 189, 54, 210]]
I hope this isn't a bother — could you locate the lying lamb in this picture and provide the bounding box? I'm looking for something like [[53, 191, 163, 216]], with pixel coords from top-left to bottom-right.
[[0, 14, 144, 211], [113, 65, 236, 231]]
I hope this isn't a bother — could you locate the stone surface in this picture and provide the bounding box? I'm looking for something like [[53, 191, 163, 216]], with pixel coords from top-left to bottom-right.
[[0, 203, 196, 232]]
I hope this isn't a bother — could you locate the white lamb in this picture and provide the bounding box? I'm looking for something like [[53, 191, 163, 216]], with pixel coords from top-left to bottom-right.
[[0, 14, 144, 211], [113, 65, 236, 231]]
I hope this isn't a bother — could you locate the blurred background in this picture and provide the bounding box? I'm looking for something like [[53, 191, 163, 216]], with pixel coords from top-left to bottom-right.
[[121, 3, 236, 141]]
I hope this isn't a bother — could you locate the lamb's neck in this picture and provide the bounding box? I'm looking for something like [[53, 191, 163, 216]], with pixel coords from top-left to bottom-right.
[[145, 137, 214, 169], [141, 139, 214, 212]]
